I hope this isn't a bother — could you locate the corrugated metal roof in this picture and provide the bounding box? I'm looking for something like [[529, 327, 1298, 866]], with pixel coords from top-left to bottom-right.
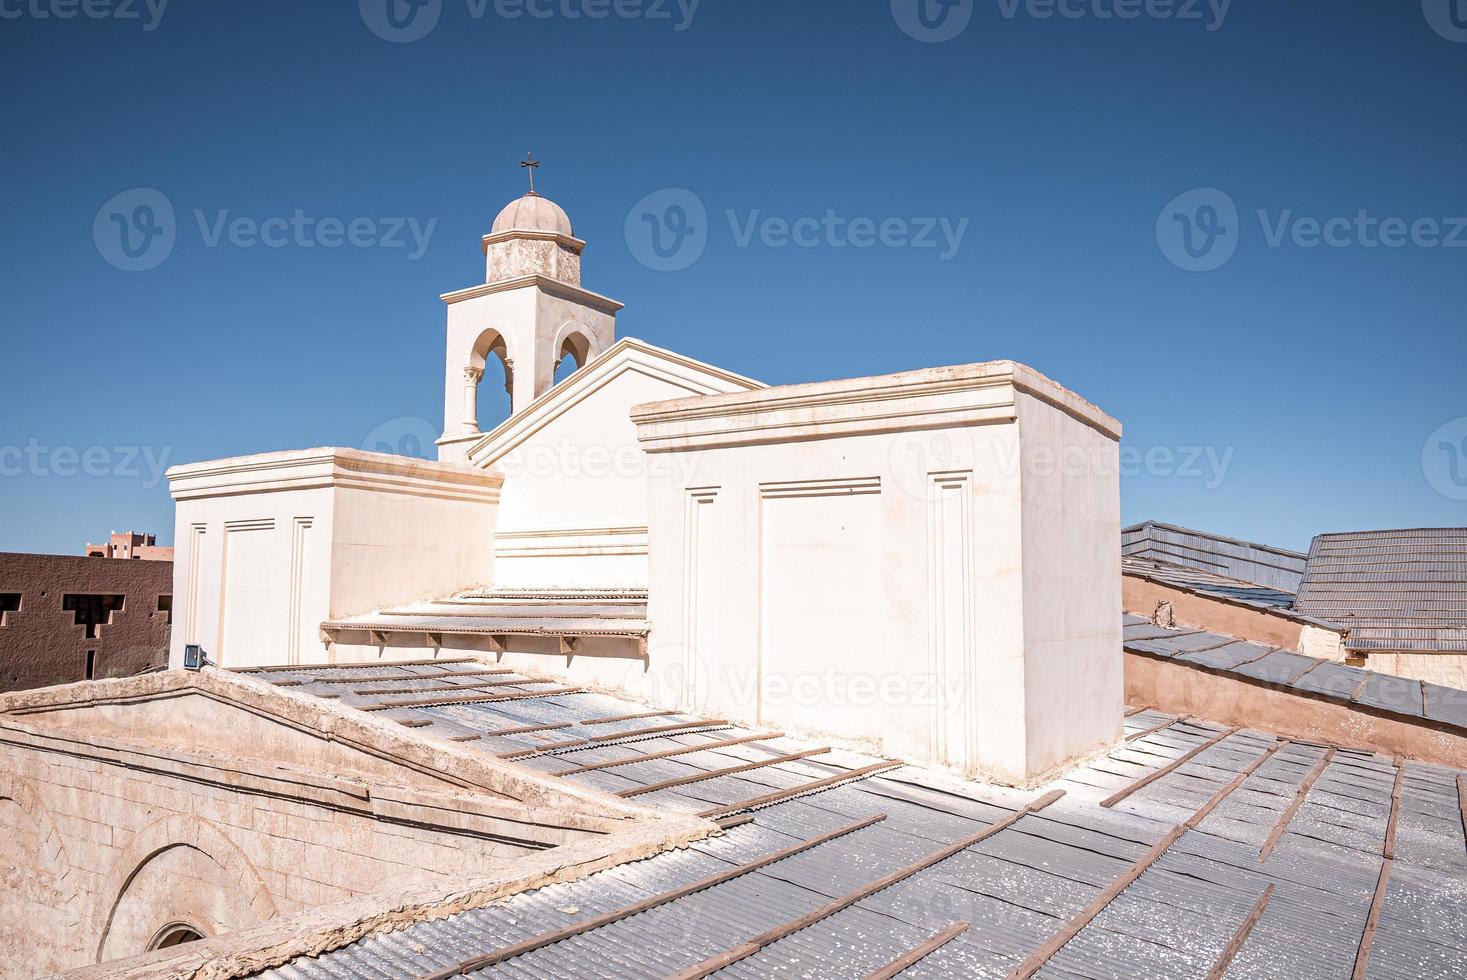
[[1295, 529, 1467, 654], [1121, 556, 1326, 627], [1120, 613, 1467, 728], [1122, 522, 1309, 593], [241, 653, 1467, 980]]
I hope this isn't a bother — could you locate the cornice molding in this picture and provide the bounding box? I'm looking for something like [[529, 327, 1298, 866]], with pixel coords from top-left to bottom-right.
[[166, 447, 504, 503], [631, 360, 1121, 452], [481, 229, 587, 253], [440, 275, 625, 313]]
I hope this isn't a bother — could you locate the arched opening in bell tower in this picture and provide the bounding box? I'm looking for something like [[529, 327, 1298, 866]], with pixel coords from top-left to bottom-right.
[[465, 329, 514, 432], [552, 327, 594, 386]]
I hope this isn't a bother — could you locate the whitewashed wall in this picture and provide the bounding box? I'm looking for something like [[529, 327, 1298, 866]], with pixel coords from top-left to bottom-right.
[[167, 449, 501, 670], [630, 361, 1123, 786]]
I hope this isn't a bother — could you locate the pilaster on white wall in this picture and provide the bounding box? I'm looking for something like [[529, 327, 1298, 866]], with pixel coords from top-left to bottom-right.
[[167, 448, 502, 671], [633, 360, 1123, 787]]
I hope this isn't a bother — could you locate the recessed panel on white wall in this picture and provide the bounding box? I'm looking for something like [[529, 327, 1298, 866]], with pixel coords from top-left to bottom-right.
[[219, 520, 278, 669], [758, 479, 882, 737]]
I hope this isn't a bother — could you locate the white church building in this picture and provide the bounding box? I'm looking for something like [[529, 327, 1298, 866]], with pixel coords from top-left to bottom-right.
[[165, 188, 1124, 788]]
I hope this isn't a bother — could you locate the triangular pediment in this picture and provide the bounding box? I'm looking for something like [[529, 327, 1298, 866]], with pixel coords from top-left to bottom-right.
[[467, 337, 762, 469]]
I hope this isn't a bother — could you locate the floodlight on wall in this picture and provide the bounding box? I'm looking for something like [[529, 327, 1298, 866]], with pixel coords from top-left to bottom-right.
[[183, 645, 210, 671]]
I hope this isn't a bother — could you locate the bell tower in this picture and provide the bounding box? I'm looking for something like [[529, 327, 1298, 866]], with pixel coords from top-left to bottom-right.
[[437, 158, 623, 463]]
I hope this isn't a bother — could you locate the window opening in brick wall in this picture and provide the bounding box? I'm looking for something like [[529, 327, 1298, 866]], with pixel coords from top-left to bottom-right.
[[63, 594, 125, 639], [0, 593, 19, 627]]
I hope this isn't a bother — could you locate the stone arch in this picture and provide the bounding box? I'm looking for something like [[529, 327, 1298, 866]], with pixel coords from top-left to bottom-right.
[[0, 772, 82, 975], [552, 321, 597, 381], [469, 326, 513, 378], [94, 814, 276, 963], [147, 921, 207, 951], [464, 326, 515, 431]]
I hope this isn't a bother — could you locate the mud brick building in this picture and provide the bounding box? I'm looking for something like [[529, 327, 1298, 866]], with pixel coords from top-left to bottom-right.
[[0, 552, 171, 692]]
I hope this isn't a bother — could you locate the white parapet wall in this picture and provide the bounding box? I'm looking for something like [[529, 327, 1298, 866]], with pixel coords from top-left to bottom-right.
[[167, 448, 502, 670], [630, 360, 1124, 787]]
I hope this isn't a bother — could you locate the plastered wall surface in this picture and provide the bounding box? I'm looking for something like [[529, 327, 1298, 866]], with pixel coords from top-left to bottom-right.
[[167, 449, 501, 671], [629, 361, 1123, 786]]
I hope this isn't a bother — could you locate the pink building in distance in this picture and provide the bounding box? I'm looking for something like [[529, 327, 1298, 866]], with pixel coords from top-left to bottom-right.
[[85, 530, 174, 562]]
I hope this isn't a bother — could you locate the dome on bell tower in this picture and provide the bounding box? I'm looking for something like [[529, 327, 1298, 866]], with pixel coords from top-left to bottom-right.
[[491, 193, 573, 238], [481, 157, 585, 287]]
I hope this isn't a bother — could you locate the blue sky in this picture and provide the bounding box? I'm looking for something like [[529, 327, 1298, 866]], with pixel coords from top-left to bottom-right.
[[1, 0, 1465, 555]]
